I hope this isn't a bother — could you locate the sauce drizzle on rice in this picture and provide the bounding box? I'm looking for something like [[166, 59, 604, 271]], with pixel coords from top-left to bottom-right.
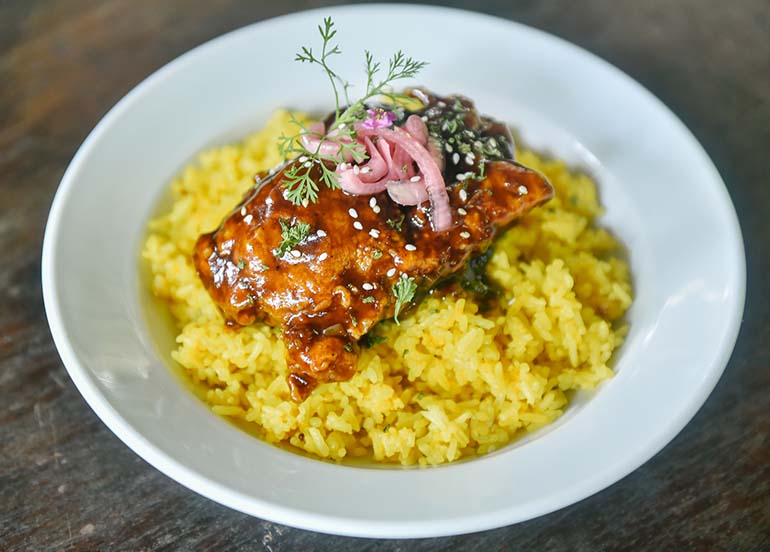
[[142, 111, 633, 465]]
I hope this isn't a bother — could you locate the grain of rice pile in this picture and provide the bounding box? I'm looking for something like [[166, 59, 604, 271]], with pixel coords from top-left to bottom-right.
[[143, 110, 632, 466]]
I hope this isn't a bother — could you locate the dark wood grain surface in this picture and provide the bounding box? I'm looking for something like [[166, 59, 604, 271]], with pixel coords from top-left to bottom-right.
[[2, 1, 768, 550]]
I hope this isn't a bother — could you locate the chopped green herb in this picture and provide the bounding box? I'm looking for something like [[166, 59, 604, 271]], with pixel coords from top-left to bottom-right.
[[383, 424, 391, 432], [274, 218, 312, 257], [386, 214, 405, 231], [260, 263, 269, 271], [343, 342, 354, 353], [402, 349, 409, 357], [456, 141, 471, 155], [247, 294, 256, 305], [469, 160, 487, 182], [351, 315, 358, 326], [423, 98, 507, 180], [237, 259, 245, 269], [417, 392, 424, 400], [457, 247, 496, 299], [392, 275, 417, 325], [362, 296, 376, 304], [372, 249, 383, 259], [361, 332, 387, 348]]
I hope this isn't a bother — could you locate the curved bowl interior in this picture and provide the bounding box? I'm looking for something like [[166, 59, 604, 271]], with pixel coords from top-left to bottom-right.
[[42, 4, 745, 538]]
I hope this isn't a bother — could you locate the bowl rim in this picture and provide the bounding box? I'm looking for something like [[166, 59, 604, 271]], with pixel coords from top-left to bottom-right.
[[41, 3, 746, 538]]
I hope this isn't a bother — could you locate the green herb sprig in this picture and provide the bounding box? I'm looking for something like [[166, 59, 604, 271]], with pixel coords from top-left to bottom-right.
[[277, 17, 427, 206], [392, 274, 417, 325]]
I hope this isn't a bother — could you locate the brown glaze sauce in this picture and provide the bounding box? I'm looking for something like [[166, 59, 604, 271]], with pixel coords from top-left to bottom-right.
[[193, 91, 554, 400]]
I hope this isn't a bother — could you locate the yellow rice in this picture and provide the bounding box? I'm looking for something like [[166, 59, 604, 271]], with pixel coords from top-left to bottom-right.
[[142, 110, 633, 466]]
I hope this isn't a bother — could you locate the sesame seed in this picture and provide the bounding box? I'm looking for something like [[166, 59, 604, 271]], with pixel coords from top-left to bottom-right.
[[410, 175, 421, 182], [369, 229, 380, 238], [318, 252, 328, 261], [316, 229, 327, 238], [437, 101, 446, 107], [290, 249, 301, 258], [445, 143, 453, 153], [459, 189, 468, 202], [298, 156, 308, 163], [460, 231, 471, 239], [301, 198, 309, 207], [303, 161, 312, 168], [361, 167, 371, 174], [504, 181, 511, 187], [405, 244, 417, 251], [353, 165, 360, 175], [457, 173, 467, 182], [465, 154, 475, 165], [338, 123, 346, 129], [265, 197, 274, 205], [353, 221, 363, 230], [372, 205, 381, 214], [240, 207, 247, 216], [369, 197, 377, 208], [386, 267, 397, 277], [243, 214, 253, 224], [458, 207, 468, 216], [452, 153, 460, 165], [518, 185, 529, 195], [338, 162, 349, 171], [362, 283, 374, 291], [348, 208, 359, 219]]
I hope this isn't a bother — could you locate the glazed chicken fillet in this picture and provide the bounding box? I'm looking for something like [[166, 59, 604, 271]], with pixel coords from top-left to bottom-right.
[[193, 93, 554, 400]]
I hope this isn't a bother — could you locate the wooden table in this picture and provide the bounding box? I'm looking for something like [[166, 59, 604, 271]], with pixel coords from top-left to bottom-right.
[[2, 1, 768, 549]]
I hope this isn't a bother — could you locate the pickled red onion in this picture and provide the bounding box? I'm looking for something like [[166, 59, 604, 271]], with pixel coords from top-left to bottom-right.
[[386, 180, 429, 205], [404, 114, 428, 144], [300, 122, 355, 161], [337, 138, 389, 194], [369, 126, 452, 232], [333, 117, 451, 232]]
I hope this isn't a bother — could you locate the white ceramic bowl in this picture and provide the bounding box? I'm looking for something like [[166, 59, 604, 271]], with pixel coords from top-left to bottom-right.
[[42, 4, 745, 538]]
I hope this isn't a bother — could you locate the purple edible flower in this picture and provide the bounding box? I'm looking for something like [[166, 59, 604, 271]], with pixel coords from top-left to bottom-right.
[[361, 108, 396, 130]]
